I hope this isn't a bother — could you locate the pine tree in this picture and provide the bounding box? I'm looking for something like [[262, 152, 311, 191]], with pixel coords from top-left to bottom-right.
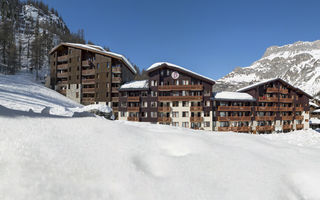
[[30, 18, 44, 80]]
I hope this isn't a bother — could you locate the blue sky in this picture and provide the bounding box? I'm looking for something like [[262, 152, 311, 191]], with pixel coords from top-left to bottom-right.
[[42, 0, 320, 80]]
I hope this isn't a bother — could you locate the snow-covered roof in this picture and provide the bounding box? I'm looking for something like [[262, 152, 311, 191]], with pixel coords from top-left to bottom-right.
[[310, 118, 320, 125], [50, 43, 136, 74], [146, 62, 215, 84], [237, 78, 313, 98], [119, 80, 149, 90], [212, 91, 256, 101], [310, 102, 319, 108], [312, 109, 320, 113]]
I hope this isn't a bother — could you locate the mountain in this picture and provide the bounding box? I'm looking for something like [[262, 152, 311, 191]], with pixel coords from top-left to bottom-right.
[[214, 40, 320, 98]]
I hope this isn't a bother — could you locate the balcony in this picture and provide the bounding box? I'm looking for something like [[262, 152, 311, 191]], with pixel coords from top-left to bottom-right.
[[158, 117, 172, 123], [266, 88, 279, 93], [82, 69, 95, 76], [127, 107, 140, 112], [82, 79, 95, 85], [128, 116, 139, 121], [57, 80, 68, 86], [190, 116, 203, 122], [112, 77, 122, 83], [295, 115, 304, 120], [112, 97, 119, 102], [279, 89, 288, 94], [218, 126, 251, 132], [82, 88, 95, 93], [279, 98, 293, 103], [158, 96, 203, 102], [296, 124, 304, 130], [255, 116, 275, 121], [190, 106, 203, 112], [112, 67, 121, 73], [158, 106, 171, 112], [218, 116, 251, 121], [255, 106, 278, 111], [279, 107, 293, 111], [283, 124, 293, 130], [57, 72, 68, 78], [113, 107, 119, 112], [218, 106, 252, 111], [158, 85, 203, 91], [256, 126, 275, 132], [281, 115, 293, 121], [56, 63, 68, 70], [82, 97, 95, 103], [82, 60, 91, 66], [258, 97, 278, 102], [57, 55, 68, 62], [127, 96, 140, 102], [295, 107, 304, 111], [112, 87, 119, 93]]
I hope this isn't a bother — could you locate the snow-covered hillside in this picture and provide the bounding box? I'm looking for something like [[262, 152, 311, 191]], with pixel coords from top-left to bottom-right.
[[1, 74, 320, 199], [214, 40, 320, 98]]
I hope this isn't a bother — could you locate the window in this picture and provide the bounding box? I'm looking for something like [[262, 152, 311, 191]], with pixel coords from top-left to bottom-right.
[[151, 101, 157, 107], [204, 90, 211, 96], [175, 80, 179, 85], [182, 80, 189, 85], [121, 112, 126, 117], [121, 102, 127, 107], [77, 56, 80, 62], [204, 112, 210, 117], [76, 84, 79, 89], [205, 101, 210, 107], [77, 66, 80, 71], [182, 101, 189, 107], [96, 83, 99, 88], [141, 112, 148, 118], [69, 67, 71, 72], [151, 91, 157, 97], [182, 91, 189, 96], [172, 122, 179, 127], [172, 112, 179, 118], [76, 92, 79, 98], [151, 112, 157, 118], [182, 122, 189, 128], [106, 92, 109, 97], [172, 101, 179, 107], [97, 63, 100, 69], [107, 62, 109, 68], [77, 75, 79, 80], [220, 121, 229, 127], [69, 58, 71, 63], [204, 121, 210, 127], [182, 111, 189, 117], [141, 91, 148, 96], [151, 80, 158, 86], [167, 70, 170, 76], [160, 70, 164, 76], [141, 101, 148, 108]]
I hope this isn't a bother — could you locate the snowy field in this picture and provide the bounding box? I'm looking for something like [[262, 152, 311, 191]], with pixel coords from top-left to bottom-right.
[[1, 74, 320, 199]]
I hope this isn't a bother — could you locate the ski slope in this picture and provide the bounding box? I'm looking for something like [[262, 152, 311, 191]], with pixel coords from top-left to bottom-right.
[[1, 74, 320, 200]]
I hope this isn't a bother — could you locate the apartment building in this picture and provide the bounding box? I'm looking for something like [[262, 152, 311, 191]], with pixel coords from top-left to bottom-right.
[[118, 62, 215, 130], [213, 78, 312, 134], [49, 43, 136, 116]]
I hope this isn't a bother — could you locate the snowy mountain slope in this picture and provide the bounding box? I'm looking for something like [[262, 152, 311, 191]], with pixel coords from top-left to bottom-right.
[[214, 40, 320, 98]]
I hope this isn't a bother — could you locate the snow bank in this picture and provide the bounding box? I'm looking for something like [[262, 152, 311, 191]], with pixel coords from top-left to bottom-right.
[[119, 80, 149, 90]]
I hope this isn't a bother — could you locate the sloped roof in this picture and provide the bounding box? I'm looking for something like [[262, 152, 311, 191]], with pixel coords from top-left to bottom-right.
[[237, 78, 313, 98], [212, 91, 256, 101], [50, 43, 136, 74], [310, 101, 319, 108], [119, 80, 149, 91], [146, 62, 215, 84]]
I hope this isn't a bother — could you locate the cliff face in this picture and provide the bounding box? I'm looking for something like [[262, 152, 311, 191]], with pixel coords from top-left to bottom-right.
[[214, 40, 320, 98]]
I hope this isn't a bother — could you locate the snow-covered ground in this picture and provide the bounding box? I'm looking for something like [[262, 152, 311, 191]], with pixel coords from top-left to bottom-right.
[[1, 74, 320, 199]]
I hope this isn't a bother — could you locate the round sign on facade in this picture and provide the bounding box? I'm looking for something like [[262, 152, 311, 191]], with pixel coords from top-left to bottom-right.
[[171, 71, 179, 79]]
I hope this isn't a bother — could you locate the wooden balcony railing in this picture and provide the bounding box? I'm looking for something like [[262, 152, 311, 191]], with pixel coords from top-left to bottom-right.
[[158, 96, 203, 102], [218, 126, 251, 132], [279, 98, 293, 103], [256, 126, 275, 132], [281, 116, 293, 121], [127, 107, 140, 112], [82, 79, 95, 85], [217, 116, 251, 121], [295, 115, 304, 120], [258, 97, 278, 102], [56, 64, 68, 70], [127, 96, 140, 102], [112, 77, 122, 83], [158, 85, 203, 91], [57, 80, 68, 85], [112, 97, 119, 102], [82, 60, 91, 66], [255, 106, 278, 111], [255, 116, 275, 121], [82, 69, 95, 75], [295, 107, 304, 111], [112, 107, 119, 112], [128, 116, 139, 121], [57, 55, 68, 62], [112, 87, 119, 93], [57, 72, 68, 78], [82, 88, 95, 93], [217, 106, 252, 111], [190, 117, 203, 122], [158, 107, 171, 112], [266, 88, 279, 93], [190, 106, 203, 112], [158, 117, 172, 123], [283, 124, 293, 130], [279, 89, 288, 94], [279, 107, 293, 111], [82, 97, 95, 102], [112, 67, 121, 73], [296, 124, 304, 130]]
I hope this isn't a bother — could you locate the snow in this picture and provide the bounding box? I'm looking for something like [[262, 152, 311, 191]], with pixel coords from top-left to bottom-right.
[[147, 62, 215, 83], [310, 102, 319, 108], [62, 43, 137, 74], [310, 118, 320, 125], [2, 73, 320, 199], [213, 91, 256, 101], [119, 80, 149, 90], [312, 109, 320, 113], [73, 104, 112, 113], [237, 78, 280, 92]]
